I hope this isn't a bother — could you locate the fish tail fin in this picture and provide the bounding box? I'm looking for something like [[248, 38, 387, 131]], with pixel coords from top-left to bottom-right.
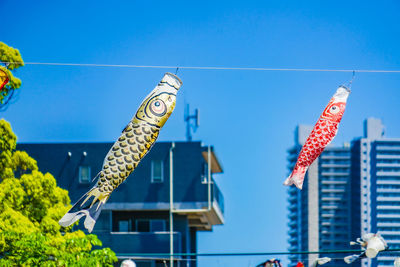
[[344, 254, 361, 264], [283, 166, 308, 190], [58, 187, 109, 233]]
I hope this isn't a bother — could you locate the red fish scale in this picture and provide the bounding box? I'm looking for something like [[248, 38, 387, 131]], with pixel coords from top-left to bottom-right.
[[296, 119, 338, 168]]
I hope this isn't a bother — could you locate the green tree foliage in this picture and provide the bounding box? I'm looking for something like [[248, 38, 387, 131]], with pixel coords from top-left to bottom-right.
[[0, 42, 24, 104], [0, 119, 118, 266]]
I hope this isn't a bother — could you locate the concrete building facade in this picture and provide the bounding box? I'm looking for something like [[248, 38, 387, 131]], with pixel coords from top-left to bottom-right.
[[18, 141, 224, 267], [351, 118, 400, 267], [287, 125, 351, 266], [288, 118, 400, 267]]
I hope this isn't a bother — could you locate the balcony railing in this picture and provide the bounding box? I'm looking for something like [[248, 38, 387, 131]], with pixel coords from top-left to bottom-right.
[[102, 232, 182, 255], [212, 180, 224, 215]]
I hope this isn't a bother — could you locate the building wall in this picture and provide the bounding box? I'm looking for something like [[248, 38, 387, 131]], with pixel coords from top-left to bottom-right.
[[17, 142, 211, 205], [287, 125, 352, 267], [289, 119, 400, 267], [288, 119, 400, 267], [363, 139, 400, 267], [349, 119, 400, 267], [17, 141, 224, 267], [318, 146, 352, 267]]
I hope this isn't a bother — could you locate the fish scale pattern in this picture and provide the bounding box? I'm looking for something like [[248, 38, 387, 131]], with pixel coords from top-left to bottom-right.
[[297, 119, 338, 167], [284, 85, 350, 190], [97, 122, 159, 193]]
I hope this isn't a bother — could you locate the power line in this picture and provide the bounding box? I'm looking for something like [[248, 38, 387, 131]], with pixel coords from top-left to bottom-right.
[[4, 61, 400, 73], [116, 248, 400, 257]]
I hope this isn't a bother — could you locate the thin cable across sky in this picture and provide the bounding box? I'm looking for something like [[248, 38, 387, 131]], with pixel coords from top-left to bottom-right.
[[5, 61, 400, 73], [116, 248, 400, 257]]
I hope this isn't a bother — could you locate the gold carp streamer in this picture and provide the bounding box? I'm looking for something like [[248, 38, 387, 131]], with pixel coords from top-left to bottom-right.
[[59, 73, 182, 232]]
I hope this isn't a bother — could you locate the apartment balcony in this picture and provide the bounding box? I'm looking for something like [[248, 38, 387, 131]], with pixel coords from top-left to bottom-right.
[[321, 197, 341, 201], [321, 222, 348, 226], [288, 237, 298, 245], [377, 163, 400, 168], [321, 230, 342, 235], [385, 239, 400, 244], [377, 214, 400, 218], [321, 188, 345, 193], [320, 155, 349, 160], [377, 205, 400, 210], [377, 188, 400, 193], [288, 204, 298, 212], [321, 180, 347, 185], [106, 180, 225, 231], [377, 222, 400, 227], [377, 180, 400, 185], [321, 205, 340, 210], [377, 171, 400, 176], [321, 172, 349, 176], [320, 163, 350, 168], [376, 256, 397, 265], [288, 194, 298, 203], [176, 181, 225, 231], [320, 238, 349, 244], [376, 154, 400, 159], [376, 146, 400, 151], [288, 228, 298, 236], [378, 231, 400, 235], [103, 232, 182, 256], [288, 212, 298, 220], [377, 196, 400, 201]]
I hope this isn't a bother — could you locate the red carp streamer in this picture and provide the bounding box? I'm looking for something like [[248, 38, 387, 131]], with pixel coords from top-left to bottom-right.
[[284, 86, 350, 189], [0, 69, 8, 91]]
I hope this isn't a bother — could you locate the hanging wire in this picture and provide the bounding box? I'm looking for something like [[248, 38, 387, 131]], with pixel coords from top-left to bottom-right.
[[116, 248, 400, 257], [340, 70, 356, 91], [3, 61, 400, 73], [348, 70, 356, 87]]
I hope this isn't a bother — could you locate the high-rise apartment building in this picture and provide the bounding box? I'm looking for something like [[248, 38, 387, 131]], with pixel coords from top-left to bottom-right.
[[288, 118, 400, 267], [351, 118, 400, 267], [287, 125, 351, 266]]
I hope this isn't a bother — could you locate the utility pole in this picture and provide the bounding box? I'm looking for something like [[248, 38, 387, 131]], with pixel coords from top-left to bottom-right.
[[169, 143, 175, 267]]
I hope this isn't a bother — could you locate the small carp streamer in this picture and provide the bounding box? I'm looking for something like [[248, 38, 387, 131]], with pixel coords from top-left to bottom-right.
[[344, 233, 388, 264], [59, 73, 182, 232], [0, 68, 9, 91], [284, 86, 350, 190]]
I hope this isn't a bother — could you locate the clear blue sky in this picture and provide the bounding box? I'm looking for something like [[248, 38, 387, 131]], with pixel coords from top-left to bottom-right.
[[2, 1, 400, 266]]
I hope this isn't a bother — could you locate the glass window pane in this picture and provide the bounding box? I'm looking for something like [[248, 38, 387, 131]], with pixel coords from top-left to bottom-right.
[[150, 220, 166, 232], [119, 220, 129, 232], [151, 160, 163, 183], [137, 219, 150, 232], [79, 166, 91, 183]]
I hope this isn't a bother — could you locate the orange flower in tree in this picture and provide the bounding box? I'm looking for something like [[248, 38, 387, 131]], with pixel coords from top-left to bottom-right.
[[0, 42, 24, 110], [0, 68, 8, 91]]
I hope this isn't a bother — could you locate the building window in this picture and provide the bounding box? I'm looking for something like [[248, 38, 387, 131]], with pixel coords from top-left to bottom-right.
[[201, 163, 209, 184], [151, 160, 163, 183], [135, 219, 166, 232], [118, 220, 130, 232], [79, 166, 91, 183], [136, 219, 150, 232], [150, 220, 166, 232]]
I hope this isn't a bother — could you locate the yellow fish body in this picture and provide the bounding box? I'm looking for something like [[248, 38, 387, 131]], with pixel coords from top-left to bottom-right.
[[59, 73, 182, 232]]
